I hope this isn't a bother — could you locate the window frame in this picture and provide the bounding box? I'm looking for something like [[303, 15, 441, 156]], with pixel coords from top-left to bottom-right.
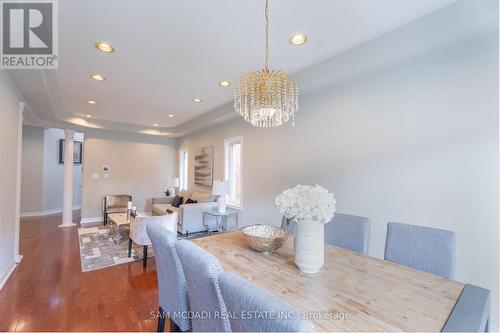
[[179, 148, 188, 191], [224, 136, 243, 210]]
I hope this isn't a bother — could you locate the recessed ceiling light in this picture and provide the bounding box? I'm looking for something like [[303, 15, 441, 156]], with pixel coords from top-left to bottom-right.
[[85, 114, 92, 118], [153, 123, 158, 127], [168, 114, 175, 118], [91, 74, 106, 81], [219, 80, 231, 87], [192, 98, 202, 103], [95, 42, 114, 53], [87, 100, 97, 104], [290, 34, 307, 46]]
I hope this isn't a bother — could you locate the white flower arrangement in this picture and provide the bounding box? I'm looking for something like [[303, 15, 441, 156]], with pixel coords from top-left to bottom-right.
[[275, 185, 336, 224]]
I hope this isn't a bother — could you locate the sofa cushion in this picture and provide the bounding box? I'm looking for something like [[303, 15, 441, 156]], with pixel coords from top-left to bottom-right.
[[190, 191, 216, 203], [178, 190, 192, 200], [166, 206, 179, 214], [171, 195, 183, 208], [152, 204, 171, 216]]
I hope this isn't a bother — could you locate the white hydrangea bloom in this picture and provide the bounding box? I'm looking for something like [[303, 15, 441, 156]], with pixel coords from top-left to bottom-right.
[[275, 185, 336, 224]]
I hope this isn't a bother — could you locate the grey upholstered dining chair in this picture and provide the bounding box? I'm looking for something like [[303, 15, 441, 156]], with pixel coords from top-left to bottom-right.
[[176, 240, 231, 332], [146, 223, 190, 332], [384, 222, 456, 279], [219, 271, 315, 332], [281, 213, 371, 254], [325, 213, 370, 254]]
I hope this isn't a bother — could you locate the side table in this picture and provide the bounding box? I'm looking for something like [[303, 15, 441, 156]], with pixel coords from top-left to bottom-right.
[[202, 209, 239, 232]]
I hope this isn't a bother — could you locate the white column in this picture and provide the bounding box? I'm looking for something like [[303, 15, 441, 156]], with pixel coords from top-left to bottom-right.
[[59, 129, 76, 227], [14, 101, 25, 263]]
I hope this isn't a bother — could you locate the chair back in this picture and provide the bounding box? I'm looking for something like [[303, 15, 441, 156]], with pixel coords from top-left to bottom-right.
[[384, 222, 456, 278], [146, 223, 190, 331], [442, 284, 490, 332], [281, 216, 294, 234], [176, 240, 230, 332], [103, 194, 131, 210], [281, 213, 370, 254], [219, 271, 314, 332], [325, 213, 370, 254]]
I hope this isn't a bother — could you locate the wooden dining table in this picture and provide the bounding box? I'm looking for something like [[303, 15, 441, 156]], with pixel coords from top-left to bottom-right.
[[192, 231, 466, 332]]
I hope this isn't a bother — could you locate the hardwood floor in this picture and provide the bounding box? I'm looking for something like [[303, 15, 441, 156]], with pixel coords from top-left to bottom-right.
[[0, 211, 165, 331]]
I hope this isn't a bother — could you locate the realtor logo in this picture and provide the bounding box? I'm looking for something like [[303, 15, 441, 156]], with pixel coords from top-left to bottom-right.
[[1, 0, 58, 69]]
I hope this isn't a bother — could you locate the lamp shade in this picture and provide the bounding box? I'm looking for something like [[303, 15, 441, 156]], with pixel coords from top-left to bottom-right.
[[212, 180, 229, 195], [170, 177, 180, 187]]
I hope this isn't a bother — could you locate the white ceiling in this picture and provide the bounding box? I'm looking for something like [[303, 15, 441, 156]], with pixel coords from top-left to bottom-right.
[[10, 0, 459, 135]]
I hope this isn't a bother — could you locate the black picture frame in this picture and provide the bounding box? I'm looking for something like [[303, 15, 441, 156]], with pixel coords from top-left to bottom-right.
[[58, 139, 83, 165]]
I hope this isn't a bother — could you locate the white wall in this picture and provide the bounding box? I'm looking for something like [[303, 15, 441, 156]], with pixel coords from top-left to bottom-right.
[[80, 130, 177, 222], [20, 126, 44, 213], [41, 128, 83, 212], [179, 32, 499, 326], [0, 70, 22, 287], [20, 127, 83, 215]]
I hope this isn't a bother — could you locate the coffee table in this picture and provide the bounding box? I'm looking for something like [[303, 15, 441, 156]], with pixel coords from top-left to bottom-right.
[[107, 212, 130, 243]]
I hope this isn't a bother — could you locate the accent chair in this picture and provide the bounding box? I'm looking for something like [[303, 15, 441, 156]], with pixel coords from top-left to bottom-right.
[[103, 194, 131, 225]]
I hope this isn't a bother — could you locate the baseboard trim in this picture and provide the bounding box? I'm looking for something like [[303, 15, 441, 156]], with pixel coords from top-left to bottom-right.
[[80, 217, 103, 225], [21, 206, 81, 218], [0, 259, 16, 290]]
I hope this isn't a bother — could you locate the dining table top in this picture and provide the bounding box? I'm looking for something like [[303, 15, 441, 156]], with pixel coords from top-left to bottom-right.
[[191, 231, 465, 332]]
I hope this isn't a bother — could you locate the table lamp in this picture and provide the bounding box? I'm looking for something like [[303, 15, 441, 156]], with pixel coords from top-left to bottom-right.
[[127, 201, 133, 219], [169, 177, 180, 196], [212, 180, 229, 213]]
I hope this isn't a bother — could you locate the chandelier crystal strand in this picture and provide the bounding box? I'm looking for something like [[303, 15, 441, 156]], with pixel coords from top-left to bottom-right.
[[234, 0, 298, 128]]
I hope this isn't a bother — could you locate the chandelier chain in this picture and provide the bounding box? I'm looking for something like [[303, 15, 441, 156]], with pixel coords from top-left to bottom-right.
[[234, 0, 298, 128], [264, 0, 269, 71]]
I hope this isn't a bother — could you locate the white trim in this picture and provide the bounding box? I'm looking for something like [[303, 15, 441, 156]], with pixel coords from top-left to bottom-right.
[[80, 217, 103, 225], [0, 259, 16, 290], [224, 136, 243, 210], [21, 206, 81, 218], [179, 148, 189, 191], [14, 102, 25, 267]]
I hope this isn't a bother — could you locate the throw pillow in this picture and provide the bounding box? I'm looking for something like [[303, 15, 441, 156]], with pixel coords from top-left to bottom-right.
[[171, 196, 183, 208], [185, 198, 198, 204]]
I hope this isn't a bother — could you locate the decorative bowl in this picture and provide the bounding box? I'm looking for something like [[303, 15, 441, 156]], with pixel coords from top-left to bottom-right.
[[241, 224, 290, 254]]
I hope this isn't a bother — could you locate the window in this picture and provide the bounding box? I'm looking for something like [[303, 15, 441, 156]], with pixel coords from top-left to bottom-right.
[[179, 149, 188, 190], [224, 136, 243, 208]]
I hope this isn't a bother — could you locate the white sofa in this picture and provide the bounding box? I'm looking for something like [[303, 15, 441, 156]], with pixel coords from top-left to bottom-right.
[[151, 190, 218, 235]]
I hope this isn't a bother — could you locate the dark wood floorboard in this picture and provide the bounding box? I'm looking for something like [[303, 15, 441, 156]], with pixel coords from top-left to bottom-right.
[[0, 211, 165, 331]]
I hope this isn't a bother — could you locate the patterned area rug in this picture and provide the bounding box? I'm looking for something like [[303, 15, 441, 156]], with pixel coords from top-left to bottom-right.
[[78, 225, 154, 272]]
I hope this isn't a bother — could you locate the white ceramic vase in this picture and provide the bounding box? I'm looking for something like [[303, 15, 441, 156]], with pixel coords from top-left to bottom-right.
[[294, 219, 325, 273]]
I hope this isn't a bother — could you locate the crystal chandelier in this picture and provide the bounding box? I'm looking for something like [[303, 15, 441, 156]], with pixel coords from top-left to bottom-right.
[[234, 0, 298, 128]]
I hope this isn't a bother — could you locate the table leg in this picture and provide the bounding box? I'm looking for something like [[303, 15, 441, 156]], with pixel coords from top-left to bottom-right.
[[128, 239, 132, 258], [108, 222, 114, 241], [157, 306, 165, 332], [143, 245, 148, 268]]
